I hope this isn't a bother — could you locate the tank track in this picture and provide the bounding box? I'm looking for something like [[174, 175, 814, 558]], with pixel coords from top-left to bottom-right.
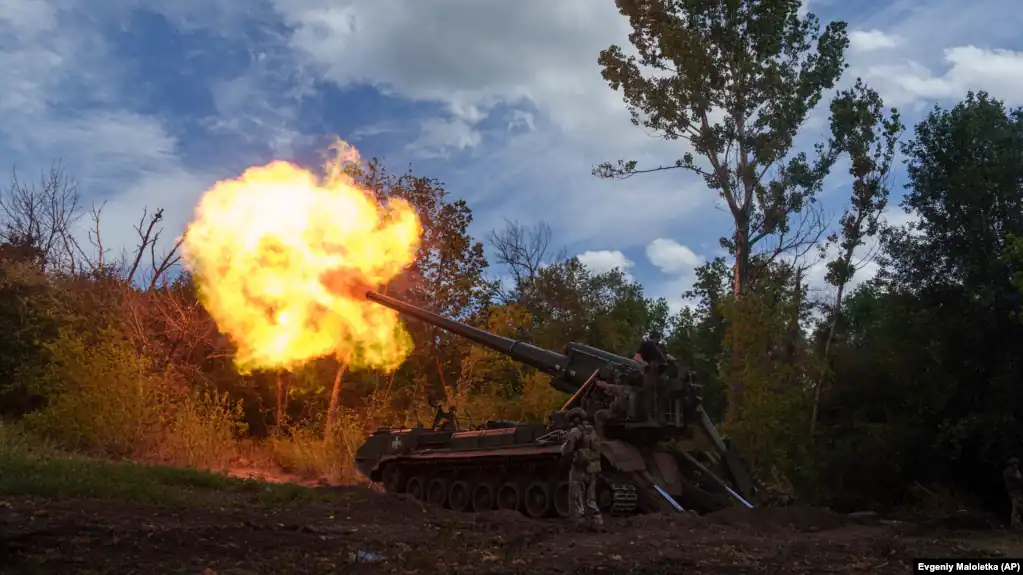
[[378, 458, 644, 519], [608, 482, 638, 514]]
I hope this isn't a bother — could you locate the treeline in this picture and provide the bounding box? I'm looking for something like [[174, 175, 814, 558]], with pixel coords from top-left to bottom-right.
[[0, 159, 662, 483], [2, 2, 1022, 516]]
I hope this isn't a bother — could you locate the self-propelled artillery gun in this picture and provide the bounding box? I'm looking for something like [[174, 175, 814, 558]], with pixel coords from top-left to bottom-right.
[[354, 291, 763, 518]]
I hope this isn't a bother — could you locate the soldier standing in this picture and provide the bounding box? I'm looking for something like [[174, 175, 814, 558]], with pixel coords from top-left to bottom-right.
[[1005, 457, 1023, 529], [561, 408, 604, 527], [633, 329, 667, 366]]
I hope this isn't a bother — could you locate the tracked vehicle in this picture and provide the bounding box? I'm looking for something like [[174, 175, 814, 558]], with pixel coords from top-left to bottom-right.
[[354, 291, 762, 518]]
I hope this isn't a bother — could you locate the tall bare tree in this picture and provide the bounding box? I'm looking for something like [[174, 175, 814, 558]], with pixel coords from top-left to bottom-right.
[[486, 219, 566, 303]]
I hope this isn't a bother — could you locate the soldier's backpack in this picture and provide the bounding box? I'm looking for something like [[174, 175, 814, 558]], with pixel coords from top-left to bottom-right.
[[573, 423, 602, 474]]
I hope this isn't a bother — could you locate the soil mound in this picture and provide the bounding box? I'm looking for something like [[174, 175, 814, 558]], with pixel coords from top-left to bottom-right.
[[1, 495, 1012, 574], [706, 505, 850, 532]]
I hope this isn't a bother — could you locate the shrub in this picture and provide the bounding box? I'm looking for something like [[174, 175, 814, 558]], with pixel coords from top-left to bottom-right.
[[159, 389, 248, 471], [24, 329, 169, 458]]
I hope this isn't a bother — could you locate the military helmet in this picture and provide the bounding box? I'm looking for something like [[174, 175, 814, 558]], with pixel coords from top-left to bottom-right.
[[1010, 457, 1020, 466], [566, 407, 588, 423]]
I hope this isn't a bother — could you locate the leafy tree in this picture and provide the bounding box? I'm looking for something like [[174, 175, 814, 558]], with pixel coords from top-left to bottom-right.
[[662, 257, 731, 418], [811, 79, 902, 435], [596, 0, 848, 295], [1004, 233, 1023, 309], [818, 93, 1023, 509], [0, 257, 65, 415], [516, 258, 666, 356], [886, 92, 1023, 488], [884, 92, 1023, 296], [718, 271, 811, 476], [455, 302, 566, 423]]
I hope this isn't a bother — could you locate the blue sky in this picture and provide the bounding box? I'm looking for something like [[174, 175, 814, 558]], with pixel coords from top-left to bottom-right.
[[2, 0, 1022, 312]]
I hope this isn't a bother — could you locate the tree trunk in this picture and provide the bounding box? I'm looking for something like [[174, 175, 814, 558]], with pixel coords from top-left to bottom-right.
[[324, 359, 349, 444], [275, 371, 289, 433], [786, 267, 803, 364], [725, 222, 751, 425], [732, 218, 751, 297], [810, 280, 846, 436]]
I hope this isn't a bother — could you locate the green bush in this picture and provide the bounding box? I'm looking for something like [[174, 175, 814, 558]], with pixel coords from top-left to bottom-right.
[[24, 329, 168, 458], [0, 259, 66, 415]]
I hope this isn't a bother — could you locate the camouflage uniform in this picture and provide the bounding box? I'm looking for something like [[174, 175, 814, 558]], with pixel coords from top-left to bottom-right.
[[1006, 458, 1023, 529], [561, 408, 603, 526], [594, 383, 630, 440]]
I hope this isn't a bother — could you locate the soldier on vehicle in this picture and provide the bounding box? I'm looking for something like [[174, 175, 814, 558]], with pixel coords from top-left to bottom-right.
[[633, 329, 668, 366], [1005, 457, 1023, 528], [633, 329, 674, 422], [560, 407, 604, 527]]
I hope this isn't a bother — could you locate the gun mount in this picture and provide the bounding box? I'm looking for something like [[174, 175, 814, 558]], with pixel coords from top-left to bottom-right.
[[354, 290, 763, 518]]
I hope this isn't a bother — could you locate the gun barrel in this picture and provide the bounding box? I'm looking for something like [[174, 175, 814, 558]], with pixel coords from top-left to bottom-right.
[[366, 291, 569, 375]]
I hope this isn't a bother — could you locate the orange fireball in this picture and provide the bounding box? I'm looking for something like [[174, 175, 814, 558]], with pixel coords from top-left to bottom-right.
[[180, 140, 422, 373]]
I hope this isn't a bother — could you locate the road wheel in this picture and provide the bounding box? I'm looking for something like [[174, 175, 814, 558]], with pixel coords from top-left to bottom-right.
[[406, 476, 426, 500], [448, 481, 472, 512], [471, 483, 495, 511], [426, 477, 449, 507], [497, 482, 520, 511], [523, 482, 552, 518], [381, 464, 405, 493]]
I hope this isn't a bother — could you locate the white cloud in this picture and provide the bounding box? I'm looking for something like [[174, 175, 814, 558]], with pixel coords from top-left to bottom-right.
[[576, 249, 634, 279], [848, 29, 900, 53], [861, 46, 1023, 109], [265, 0, 709, 249], [0, 1, 220, 270], [646, 238, 703, 274], [6, 0, 1023, 301], [407, 117, 483, 158], [643, 239, 707, 314], [844, 0, 1023, 109]]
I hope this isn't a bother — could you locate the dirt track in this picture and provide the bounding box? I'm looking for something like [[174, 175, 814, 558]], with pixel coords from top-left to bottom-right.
[[1, 487, 1020, 574]]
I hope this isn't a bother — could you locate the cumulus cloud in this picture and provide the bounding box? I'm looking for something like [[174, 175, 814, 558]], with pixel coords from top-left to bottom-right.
[[643, 239, 707, 314], [576, 249, 634, 279], [861, 46, 1023, 109], [407, 117, 483, 158], [0, 0, 220, 264], [646, 239, 703, 275], [844, 0, 1023, 110], [5, 0, 1022, 301], [848, 29, 900, 53], [264, 0, 714, 248]]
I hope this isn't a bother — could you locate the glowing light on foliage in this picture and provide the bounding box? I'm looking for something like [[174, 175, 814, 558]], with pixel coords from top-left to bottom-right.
[[180, 139, 422, 373]]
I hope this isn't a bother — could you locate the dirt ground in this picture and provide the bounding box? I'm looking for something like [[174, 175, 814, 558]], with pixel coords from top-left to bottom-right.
[[1, 487, 1021, 574]]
